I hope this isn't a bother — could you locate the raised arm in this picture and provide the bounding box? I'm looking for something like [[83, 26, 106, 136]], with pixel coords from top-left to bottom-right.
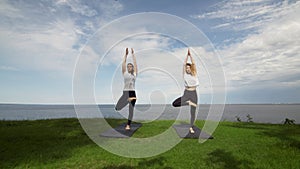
[[122, 48, 129, 74], [188, 49, 197, 75], [131, 48, 138, 76], [188, 49, 194, 63], [183, 49, 189, 75]]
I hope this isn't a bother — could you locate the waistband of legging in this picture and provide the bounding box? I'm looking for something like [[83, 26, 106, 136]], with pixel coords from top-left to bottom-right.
[[185, 86, 197, 91]]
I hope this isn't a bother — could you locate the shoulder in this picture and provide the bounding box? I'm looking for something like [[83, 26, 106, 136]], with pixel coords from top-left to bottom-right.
[[123, 72, 129, 76]]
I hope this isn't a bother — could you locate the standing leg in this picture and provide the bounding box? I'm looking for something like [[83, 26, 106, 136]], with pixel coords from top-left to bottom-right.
[[189, 91, 198, 133], [125, 91, 137, 130], [127, 99, 136, 125], [189, 106, 196, 134], [190, 106, 196, 127]]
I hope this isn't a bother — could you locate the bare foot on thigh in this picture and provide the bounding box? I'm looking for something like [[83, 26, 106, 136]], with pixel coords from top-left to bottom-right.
[[189, 101, 197, 107]]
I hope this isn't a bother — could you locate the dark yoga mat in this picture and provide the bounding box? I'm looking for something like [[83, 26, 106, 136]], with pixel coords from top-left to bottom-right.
[[100, 123, 142, 138], [173, 124, 213, 139]]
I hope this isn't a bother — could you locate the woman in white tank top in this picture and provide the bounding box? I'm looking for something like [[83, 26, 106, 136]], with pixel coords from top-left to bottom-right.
[[115, 48, 138, 130], [172, 49, 198, 134]]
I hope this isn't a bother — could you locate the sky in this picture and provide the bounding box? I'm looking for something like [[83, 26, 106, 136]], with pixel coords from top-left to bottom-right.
[[0, 0, 300, 104]]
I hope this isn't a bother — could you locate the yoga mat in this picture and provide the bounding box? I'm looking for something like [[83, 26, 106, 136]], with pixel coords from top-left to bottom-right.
[[100, 123, 142, 138], [173, 124, 213, 139]]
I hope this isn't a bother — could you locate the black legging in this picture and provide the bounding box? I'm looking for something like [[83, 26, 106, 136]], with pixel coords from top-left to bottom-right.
[[172, 89, 198, 127], [115, 91, 136, 125]]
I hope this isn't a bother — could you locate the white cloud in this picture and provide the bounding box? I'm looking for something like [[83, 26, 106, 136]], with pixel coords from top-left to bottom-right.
[[98, 0, 123, 17], [0, 0, 24, 18], [55, 0, 123, 18], [192, 0, 298, 31], [191, 0, 300, 103], [0, 65, 19, 71], [0, 19, 78, 75], [220, 2, 300, 90], [0, 0, 124, 76], [56, 0, 98, 17]]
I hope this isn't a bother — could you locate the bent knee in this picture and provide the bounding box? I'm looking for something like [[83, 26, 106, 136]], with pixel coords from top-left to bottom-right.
[[172, 102, 180, 107]]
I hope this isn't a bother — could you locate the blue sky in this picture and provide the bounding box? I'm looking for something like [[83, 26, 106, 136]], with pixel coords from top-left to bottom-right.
[[0, 0, 300, 104]]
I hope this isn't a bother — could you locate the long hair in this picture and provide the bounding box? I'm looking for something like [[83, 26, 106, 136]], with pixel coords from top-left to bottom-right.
[[127, 63, 134, 75], [186, 63, 196, 76]]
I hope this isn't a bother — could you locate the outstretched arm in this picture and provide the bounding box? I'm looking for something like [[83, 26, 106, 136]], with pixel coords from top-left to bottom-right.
[[122, 48, 129, 74], [131, 48, 138, 76]]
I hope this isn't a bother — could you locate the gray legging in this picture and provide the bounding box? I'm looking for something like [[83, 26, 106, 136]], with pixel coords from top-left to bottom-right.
[[172, 89, 198, 127], [115, 91, 136, 125]]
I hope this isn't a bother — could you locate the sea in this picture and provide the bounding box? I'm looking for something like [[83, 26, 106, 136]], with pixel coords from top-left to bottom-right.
[[0, 104, 299, 124]]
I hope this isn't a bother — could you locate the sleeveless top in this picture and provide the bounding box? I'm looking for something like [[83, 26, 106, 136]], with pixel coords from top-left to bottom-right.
[[123, 72, 136, 91], [184, 73, 199, 87]]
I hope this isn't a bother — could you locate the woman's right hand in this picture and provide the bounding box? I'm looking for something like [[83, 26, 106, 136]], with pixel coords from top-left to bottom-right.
[[125, 48, 129, 56]]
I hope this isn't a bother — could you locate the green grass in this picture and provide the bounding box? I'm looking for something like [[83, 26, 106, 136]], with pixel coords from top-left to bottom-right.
[[0, 118, 299, 169]]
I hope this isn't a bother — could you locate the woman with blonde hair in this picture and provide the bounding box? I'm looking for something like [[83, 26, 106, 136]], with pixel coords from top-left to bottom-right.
[[172, 49, 199, 133], [115, 48, 137, 130]]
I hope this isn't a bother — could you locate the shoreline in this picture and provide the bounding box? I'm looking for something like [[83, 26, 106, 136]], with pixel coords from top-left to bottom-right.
[[1, 104, 299, 124], [1, 103, 300, 105], [0, 117, 298, 125]]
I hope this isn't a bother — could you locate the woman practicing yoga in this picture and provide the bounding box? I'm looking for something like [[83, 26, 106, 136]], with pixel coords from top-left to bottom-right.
[[115, 48, 138, 130], [172, 49, 199, 134]]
